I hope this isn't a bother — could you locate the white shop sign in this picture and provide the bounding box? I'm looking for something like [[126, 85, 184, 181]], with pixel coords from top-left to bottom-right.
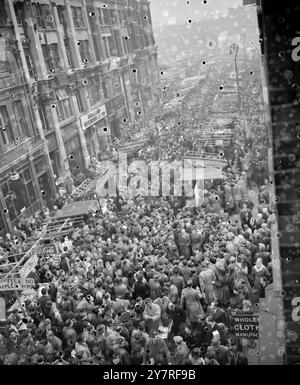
[[80, 105, 107, 130], [19, 254, 38, 280], [0, 278, 35, 292]]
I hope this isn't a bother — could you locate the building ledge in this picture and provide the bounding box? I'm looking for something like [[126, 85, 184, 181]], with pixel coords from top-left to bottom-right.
[[0, 138, 45, 174]]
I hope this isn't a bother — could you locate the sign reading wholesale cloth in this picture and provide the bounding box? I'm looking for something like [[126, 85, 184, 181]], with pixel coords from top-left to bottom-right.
[[231, 313, 259, 339], [80, 105, 107, 131]]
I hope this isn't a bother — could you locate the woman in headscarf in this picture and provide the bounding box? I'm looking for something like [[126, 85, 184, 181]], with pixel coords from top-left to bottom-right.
[[251, 257, 270, 300]]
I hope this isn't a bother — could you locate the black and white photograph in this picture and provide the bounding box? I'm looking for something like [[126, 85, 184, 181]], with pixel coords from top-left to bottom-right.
[[0, 0, 299, 371]]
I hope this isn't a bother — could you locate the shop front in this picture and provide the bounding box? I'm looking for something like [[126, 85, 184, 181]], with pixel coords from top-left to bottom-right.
[[61, 123, 85, 177], [46, 132, 59, 179], [105, 95, 126, 139], [0, 151, 52, 234], [64, 135, 84, 177], [80, 105, 108, 160]]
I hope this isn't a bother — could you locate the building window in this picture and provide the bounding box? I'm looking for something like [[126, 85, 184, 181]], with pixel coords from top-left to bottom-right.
[[103, 78, 114, 99], [97, 8, 103, 25], [22, 44, 35, 78], [122, 36, 131, 55], [78, 40, 91, 64], [71, 6, 85, 29], [13, 1, 24, 26], [109, 9, 118, 25], [64, 136, 84, 175], [0, 60, 9, 74], [0, 106, 14, 146], [118, 10, 123, 25], [55, 90, 73, 122], [2, 168, 37, 221], [102, 37, 110, 59], [42, 43, 62, 73], [12, 101, 30, 138], [64, 38, 73, 68], [107, 36, 116, 57], [114, 31, 123, 57], [102, 8, 110, 25], [57, 5, 66, 25], [31, 3, 55, 29], [88, 76, 101, 105], [76, 91, 84, 113], [38, 108, 48, 132]]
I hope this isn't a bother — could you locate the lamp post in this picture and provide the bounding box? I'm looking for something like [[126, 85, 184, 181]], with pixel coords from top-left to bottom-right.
[[94, 193, 103, 215], [241, 27, 247, 60], [230, 43, 241, 115]]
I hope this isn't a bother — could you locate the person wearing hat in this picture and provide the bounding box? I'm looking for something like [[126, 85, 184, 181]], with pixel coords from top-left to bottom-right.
[[5, 328, 21, 355], [37, 288, 51, 316], [177, 229, 191, 259], [149, 273, 162, 301], [228, 339, 248, 365], [169, 267, 185, 298], [142, 332, 171, 365], [62, 319, 77, 349], [44, 330, 63, 363], [74, 333, 91, 363], [181, 280, 205, 328], [143, 298, 161, 333], [207, 338, 230, 365], [224, 182, 234, 215], [95, 324, 109, 360], [254, 243, 271, 267], [173, 336, 190, 365], [186, 347, 205, 365], [205, 349, 221, 365], [131, 331, 148, 365], [180, 259, 192, 284], [213, 259, 230, 308], [199, 262, 216, 307]]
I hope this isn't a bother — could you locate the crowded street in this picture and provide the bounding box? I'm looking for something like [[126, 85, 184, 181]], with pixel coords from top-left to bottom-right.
[[0, 43, 278, 365]]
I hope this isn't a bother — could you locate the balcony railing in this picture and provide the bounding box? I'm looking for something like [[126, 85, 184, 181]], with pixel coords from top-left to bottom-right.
[[0, 138, 44, 171], [100, 26, 111, 34], [0, 73, 24, 90]]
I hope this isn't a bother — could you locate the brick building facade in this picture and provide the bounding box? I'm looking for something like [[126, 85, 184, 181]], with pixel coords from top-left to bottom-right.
[[0, 0, 160, 233]]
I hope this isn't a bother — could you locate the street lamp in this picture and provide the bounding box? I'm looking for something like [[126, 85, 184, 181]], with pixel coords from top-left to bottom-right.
[[94, 193, 103, 214], [230, 43, 241, 115], [241, 27, 247, 60]]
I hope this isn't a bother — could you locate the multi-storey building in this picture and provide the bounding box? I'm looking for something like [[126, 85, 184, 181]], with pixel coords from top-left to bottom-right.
[[0, 0, 160, 233], [0, 2, 56, 234]]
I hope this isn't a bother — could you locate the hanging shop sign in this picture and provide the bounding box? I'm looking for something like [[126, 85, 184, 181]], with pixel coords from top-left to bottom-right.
[[0, 278, 35, 292], [80, 105, 107, 131], [19, 253, 39, 280], [230, 313, 259, 339]]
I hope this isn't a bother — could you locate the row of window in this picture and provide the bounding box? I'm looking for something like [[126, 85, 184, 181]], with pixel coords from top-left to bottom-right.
[[12, 4, 154, 78], [0, 102, 29, 150], [53, 76, 102, 124], [1, 158, 50, 223], [14, 2, 150, 30], [2, 167, 36, 221]]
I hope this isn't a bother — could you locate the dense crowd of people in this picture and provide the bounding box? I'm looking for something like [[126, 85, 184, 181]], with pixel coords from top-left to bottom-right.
[[0, 59, 275, 366]]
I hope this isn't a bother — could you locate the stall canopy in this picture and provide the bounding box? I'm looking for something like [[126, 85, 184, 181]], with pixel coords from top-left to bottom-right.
[[56, 200, 99, 219], [180, 166, 223, 181]]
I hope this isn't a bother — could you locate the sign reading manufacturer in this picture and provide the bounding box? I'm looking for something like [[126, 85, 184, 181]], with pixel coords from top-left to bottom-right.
[[230, 313, 259, 339], [0, 278, 35, 292], [80, 105, 107, 130]]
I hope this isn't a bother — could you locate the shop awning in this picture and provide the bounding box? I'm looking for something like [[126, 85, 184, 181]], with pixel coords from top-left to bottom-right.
[[56, 200, 99, 218]]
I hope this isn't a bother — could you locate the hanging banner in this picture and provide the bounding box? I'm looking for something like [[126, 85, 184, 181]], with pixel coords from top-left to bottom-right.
[[19, 254, 38, 280], [0, 297, 6, 320], [0, 37, 6, 61], [0, 278, 35, 292]]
